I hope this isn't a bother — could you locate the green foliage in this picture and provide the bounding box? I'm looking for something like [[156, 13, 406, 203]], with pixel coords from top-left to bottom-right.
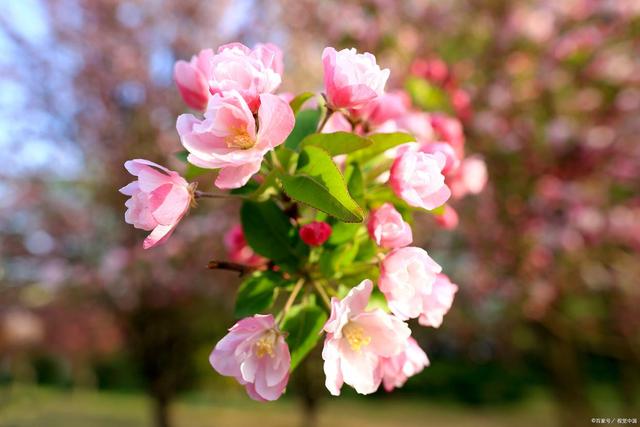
[[289, 92, 316, 114], [284, 109, 322, 151], [279, 146, 364, 223], [348, 132, 415, 163], [174, 150, 211, 180], [280, 300, 328, 371], [344, 162, 365, 205], [234, 271, 288, 318], [300, 132, 372, 156], [240, 200, 307, 267], [405, 76, 452, 112]]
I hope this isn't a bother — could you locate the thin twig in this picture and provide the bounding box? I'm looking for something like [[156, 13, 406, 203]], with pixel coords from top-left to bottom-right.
[[312, 280, 332, 310], [195, 190, 242, 199], [207, 260, 253, 276], [277, 278, 305, 325]]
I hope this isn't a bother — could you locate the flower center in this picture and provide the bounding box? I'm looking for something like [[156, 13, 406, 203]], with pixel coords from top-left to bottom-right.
[[343, 322, 371, 352], [225, 129, 255, 150], [254, 329, 277, 358]]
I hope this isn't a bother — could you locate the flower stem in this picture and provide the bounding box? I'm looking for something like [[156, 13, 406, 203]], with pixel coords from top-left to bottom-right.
[[312, 280, 332, 310], [278, 278, 305, 325], [195, 190, 247, 200]]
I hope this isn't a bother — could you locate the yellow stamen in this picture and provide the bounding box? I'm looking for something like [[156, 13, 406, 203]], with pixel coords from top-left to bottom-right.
[[225, 130, 255, 150], [343, 322, 371, 352], [255, 329, 277, 358]]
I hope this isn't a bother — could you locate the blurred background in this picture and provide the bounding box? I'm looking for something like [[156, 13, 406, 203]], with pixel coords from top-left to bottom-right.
[[1, 1, 639, 426]]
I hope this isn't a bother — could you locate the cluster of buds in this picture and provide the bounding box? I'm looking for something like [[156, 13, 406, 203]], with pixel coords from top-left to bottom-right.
[[120, 42, 487, 401]]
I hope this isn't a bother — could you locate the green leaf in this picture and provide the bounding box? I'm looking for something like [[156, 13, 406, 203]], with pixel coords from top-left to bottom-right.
[[300, 132, 372, 156], [289, 92, 316, 114], [281, 301, 328, 371], [319, 241, 359, 278], [327, 222, 361, 245], [344, 162, 365, 205], [284, 109, 322, 151], [174, 150, 211, 180], [240, 200, 306, 264], [279, 146, 364, 223], [234, 271, 285, 318], [405, 76, 452, 112], [348, 132, 415, 163]]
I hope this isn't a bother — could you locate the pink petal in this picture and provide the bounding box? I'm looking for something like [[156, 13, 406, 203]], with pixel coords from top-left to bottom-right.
[[215, 161, 262, 190], [143, 223, 176, 249], [256, 93, 295, 150]]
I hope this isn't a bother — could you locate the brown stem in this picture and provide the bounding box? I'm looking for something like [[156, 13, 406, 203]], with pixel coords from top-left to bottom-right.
[[195, 190, 245, 200], [312, 281, 332, 310], [207, 260, 253, 276]]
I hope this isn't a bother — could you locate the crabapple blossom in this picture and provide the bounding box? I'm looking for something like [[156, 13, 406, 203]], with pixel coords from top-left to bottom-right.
[[177, 91, 294, 189], [224, 224, 267, 267], [299, 221, 332, 246], [367, 203, 413, 248], [418, 274, 459, 328], [389, 150, 451, 210], [209, 314, 290, 401], [322, 47, 390, 110], [119, 159, 192, 249], [209, 43, 283, 112], [379, 337, 430, 392], [449, 155, 488, 198], [322, 280, 410, 395], [419, 142, 460, 176], [434, 204, 459, 230], [174, 49, 213, 111], [378, 247, 442, 320], [357, 90, 411, 126], [430, 114, 465, 158]]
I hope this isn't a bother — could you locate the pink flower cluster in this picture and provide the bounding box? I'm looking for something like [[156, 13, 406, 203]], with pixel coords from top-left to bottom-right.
[[119, 42, 478, 402]]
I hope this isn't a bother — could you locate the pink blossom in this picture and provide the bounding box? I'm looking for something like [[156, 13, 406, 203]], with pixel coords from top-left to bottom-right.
[[322, 280, 410, 395], [321, 112, 352, 133], [395, 112, 435, 143], [448, 155, 488, 199], [378, 247, 442, 320], [322, 47, 390, 110], [209, 43, 283, 112], [210, 314, 290, 401], [119, 159, 191, 249], [419, 142, 460, 175], [389, 150, 451, 210], [430, 114, 465, 158], [358, 90, 411, 126], [379, 337, 430, 392], [367, 203, 413, 248], [174, 49, 214, 111], [299, 221, 332, 246], [224, 224, 266, 267], [418, 274, 459, 328], [177, 91, 294, 189], [434, 205, 459, 230]]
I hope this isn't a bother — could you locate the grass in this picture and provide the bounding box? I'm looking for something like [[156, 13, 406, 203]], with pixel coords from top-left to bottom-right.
[[0, 385, 559, 427]]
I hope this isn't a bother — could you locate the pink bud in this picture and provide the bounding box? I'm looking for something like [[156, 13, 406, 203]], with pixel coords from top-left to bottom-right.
[[322, 47, 390, 110], [434, 205, 459, 230], [367, 203, 413, 248], [299, 221, 332, 246], [419, 142, 461, 176], [174, 49, 214, 111], [224, 224, 267, 267], [389, 150, 451, 211]]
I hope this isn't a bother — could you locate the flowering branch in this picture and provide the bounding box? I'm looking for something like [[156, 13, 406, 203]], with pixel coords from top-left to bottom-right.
[[119, 41, 485, 402]]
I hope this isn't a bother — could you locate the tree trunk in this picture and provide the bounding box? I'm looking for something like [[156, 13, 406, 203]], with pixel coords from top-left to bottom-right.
[[152, 395, 172, 427], [543, 329, 593, 427]]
